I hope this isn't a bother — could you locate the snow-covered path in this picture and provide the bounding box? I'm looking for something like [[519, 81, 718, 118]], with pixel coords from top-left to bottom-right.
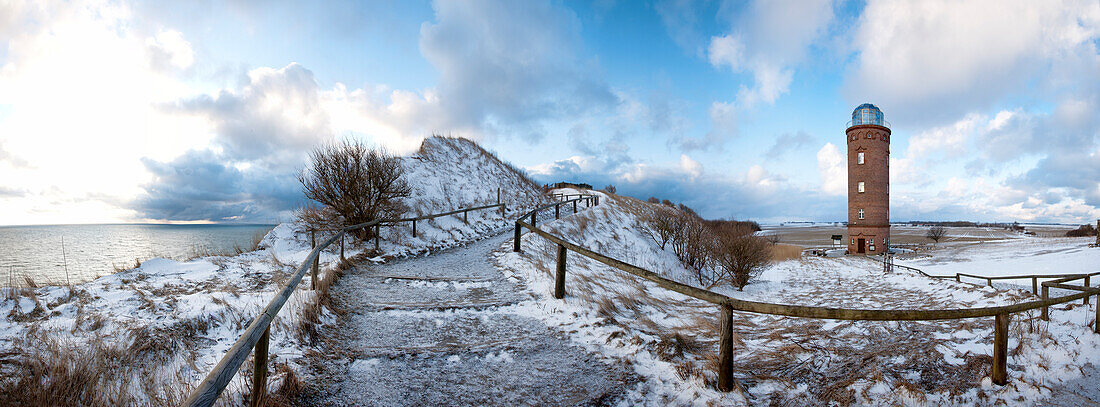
[[302, 231, 636, 406]]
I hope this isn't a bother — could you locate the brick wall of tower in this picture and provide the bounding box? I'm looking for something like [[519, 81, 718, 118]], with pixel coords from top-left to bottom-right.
[[847, 124, 891, 254]]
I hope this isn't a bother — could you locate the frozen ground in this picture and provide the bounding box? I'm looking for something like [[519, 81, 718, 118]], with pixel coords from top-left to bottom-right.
[[0, 136, 545, 405], [302, 230, 637, 406], [495, 190, 1100, 406], [896, 237, 1098, 287]]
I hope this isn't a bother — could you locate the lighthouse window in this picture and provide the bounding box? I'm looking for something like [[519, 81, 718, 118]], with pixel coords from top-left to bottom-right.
[[858, 209, 865, 219], [858, 182, 865, 193], [857, 152, 865, 164]]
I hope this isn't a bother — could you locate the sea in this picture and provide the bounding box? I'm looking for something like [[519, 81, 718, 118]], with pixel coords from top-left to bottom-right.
[[0, 223, 276, 287]]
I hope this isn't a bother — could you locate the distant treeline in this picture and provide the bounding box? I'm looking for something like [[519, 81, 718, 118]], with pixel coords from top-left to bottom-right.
[[904, 221, 1026, 231]]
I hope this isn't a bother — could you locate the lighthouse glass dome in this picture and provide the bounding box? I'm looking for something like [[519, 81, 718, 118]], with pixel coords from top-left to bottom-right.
[[851, 103, 885, 126]]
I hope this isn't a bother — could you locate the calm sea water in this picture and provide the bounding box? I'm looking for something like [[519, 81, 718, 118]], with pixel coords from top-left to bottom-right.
[[0, 224, 275, 287]]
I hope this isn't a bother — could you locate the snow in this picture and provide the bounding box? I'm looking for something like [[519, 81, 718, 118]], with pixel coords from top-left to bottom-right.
[[0, 136, 546, 404], [494, 190, 1100, 406]]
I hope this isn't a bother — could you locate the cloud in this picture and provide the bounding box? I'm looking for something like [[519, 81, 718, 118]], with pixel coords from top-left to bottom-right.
[[170, 63, 332, 167], [418, 0, 617, 141], [816, 142, 845, 196], [674, 101, 737, 151], [707, 0, 835, 107], [0, 0, 215, 224], [134, 149, 303, 222], [654, 0, 711, 57], [144, 29, 194, 72], [845, 0, 1100, 125], [530, 151, 843, 222], [765, 131, 814, 158]]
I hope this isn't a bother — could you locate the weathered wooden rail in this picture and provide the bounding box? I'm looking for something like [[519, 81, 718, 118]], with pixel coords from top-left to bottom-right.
[[887, 258, 1095, 299], [513, 197, 1100, 391], [183, 202, 510, 407]]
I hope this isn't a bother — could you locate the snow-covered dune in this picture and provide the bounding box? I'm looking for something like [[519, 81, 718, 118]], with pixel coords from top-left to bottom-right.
[[496, 191, 1100, 406], [0, 136, 543, 405]]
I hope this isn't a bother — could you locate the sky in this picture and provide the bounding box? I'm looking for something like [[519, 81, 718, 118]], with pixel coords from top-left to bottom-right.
[[0, 0, 1098, 225]]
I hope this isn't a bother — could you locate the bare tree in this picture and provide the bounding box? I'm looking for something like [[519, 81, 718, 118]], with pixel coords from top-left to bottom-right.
[[298, 140, 411, 237], [643, 205, 678, 250], [647, 196, 660, 204], [713, 230, 772, 291], [601, 184, 617, 194], [926, 225, 948, 243], [766, 233, 781, 245]]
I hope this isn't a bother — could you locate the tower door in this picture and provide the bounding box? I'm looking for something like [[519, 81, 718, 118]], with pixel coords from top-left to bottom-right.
[[857, 238, 866, 254]]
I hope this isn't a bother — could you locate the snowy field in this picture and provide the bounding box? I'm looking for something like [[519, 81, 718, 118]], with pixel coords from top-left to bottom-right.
[[497, 190, 1100, 406], [0, 136, 544, 405]]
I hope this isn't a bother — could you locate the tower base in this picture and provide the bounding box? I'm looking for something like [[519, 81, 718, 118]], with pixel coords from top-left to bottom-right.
[[847, 226, 889, 255]]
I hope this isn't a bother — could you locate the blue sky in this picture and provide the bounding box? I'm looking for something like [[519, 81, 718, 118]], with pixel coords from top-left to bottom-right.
[[0, 0, 1098, 225]]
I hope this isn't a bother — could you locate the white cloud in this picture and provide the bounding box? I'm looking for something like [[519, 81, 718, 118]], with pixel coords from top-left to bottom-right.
[[145, 29, 194, 71], [816, 142, 846, 196], [0, 0, 210, 224], [679, 154, 702, 178], [906, 113, 981, 159], [847, 0, 1100, 123], [707, 0, 835, 107]]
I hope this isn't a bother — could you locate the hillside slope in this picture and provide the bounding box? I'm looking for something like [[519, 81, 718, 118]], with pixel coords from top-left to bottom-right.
[[495, 190, 1100, 406], [0, 136, 545, 405]]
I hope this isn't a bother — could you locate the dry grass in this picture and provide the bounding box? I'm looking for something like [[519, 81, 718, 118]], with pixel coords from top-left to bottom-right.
[[508, 192, 1053, 404], [770, 243, 803, 262]]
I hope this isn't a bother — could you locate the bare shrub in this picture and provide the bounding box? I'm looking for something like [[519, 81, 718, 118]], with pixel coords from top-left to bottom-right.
[[642, 205, 679, 250], [601, 184, 617, 194], [299, 139, 411, 237], [926, 226, 948, 243], [669, 213, 716, 286], [1066, 224, 1097, 237], [647, 196, 660, 204], [712, 225, 772, 290]]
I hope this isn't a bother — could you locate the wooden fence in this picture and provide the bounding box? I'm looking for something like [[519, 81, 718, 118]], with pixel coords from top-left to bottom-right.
[[183, 202, 509, 407], [513, 199, 1100, 391]]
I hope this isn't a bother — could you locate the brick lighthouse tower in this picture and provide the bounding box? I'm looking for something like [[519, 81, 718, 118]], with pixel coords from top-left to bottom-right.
[[846, 103, 890, 255]]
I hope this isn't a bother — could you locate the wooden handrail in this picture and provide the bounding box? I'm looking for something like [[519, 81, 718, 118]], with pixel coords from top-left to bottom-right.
[[513, 197, 1100, 389], [184, 202, 511, 407]]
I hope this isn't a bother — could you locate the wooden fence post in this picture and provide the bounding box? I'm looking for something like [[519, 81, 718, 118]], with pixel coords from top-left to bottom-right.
[[555, 244, 567, 299], [310, 230, 318, 290], [251, 327, 270, 407], [991, 313, 1010, 385], [1085, 276, 1091, 305], [532, 211, 537, 228], [513, 224, 522, 252], [1041, 285, 1049, 320], [573, 201, 577, 213], [555, 204, 560, 219], [374, 225, 380, 252], [412, 220, 417, 237], [340, 233, 345, 263], [1095, 295, 1099, 334], [956, 274, 960, 283], [1032, 277, 1038, 296], [463, 209, 468, 224], [718, 304, 734, 392]]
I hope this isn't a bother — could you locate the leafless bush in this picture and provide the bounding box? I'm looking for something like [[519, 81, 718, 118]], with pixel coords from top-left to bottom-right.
[[926, 226, 947, 243], [642, 205, 679, 250], [711, 224, 772, 290], [669, 213, 716, 286], [601, 184, 617, 194], [299, 139, 411, 237], [1066, 224, 1097, 237]]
